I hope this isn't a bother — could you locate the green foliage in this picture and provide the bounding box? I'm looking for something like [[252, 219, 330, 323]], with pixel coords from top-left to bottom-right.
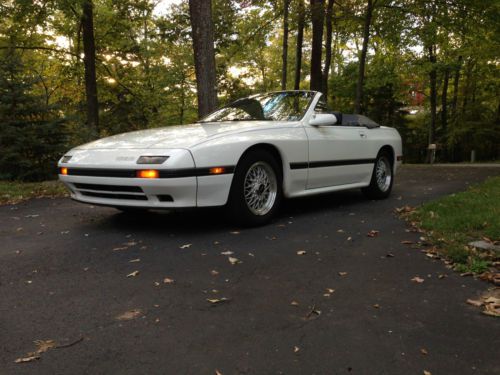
[[0, 51, 68, 181], [411, 176, 500, 272]]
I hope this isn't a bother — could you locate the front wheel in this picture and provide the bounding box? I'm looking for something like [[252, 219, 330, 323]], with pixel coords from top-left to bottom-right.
[[362, 151, 394, 199], [226, 150, 282, 226]]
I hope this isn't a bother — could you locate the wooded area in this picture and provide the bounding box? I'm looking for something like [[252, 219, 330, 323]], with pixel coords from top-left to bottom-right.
[[0, 0, 498, 181]]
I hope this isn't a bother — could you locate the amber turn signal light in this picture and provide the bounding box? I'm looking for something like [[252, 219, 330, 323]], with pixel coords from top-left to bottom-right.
[[209, 167, 225, 175], [60, 167, 68, 175], [136, 169, 159, 179]]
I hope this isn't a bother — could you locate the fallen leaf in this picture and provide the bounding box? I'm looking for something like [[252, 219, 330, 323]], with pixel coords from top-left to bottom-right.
[[210, 270, 219, 276], [230, 231, 240, 235], [386, 253, 395, 258], [113, 246, 128, 251], [228, 256, 240, 265], [466, 299, 483, 307], [367, 230, 379, 237], [34, 340, 56, 353], [220, 251, 234, 255], [411, 276, 424, 283], [423, 371, 432, 375], [163, 277, 175, 284], [297, 250, 307, 255], [294, 346, 300, 353], [14, 355, 40, 364], [179, 244, 192, 249], [326, 288, 335, 293], [420, 348, 428, 355], [290, 300, 299, 306], [215, 370, 223, 375], [129, 258, 141, 263], [373, 304, 380, 309], [401, 240, 413, 245], [207, 297, 231, 305], [338, 272, 348, 276], [347, 237, 352, 241], [116, 309, 142, 321], [248, 252, 255, 257], [337, 229, 345, 233], [126, 270, 139, 277]]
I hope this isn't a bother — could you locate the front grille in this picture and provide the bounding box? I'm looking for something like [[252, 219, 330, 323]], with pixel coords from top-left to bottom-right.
[[80, 191, 148, 201], [74, 183, 143, 193], [67, 168, 136, 178]]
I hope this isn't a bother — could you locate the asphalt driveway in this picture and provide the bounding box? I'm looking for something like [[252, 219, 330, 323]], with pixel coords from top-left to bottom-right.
[[1, 165, 499, 374]]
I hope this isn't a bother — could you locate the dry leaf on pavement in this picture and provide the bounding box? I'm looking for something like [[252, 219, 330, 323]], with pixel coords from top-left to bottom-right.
[[290, 300, 299, 306], [401, 240, 413, 245], [294, 346, 300, 353], [411, 276, 424, 283], [228, 256, 240, 265], [423, 371, 432, 375], [210, 270, 219, 276], [338, 272, 348, 276], [163, 278, 175, 284], [14, 355, 40, 364], [367, 230, 379, 237], [207, 297, 231, 305], [127, 270, 139, 277], [34, 340, 56, 353], [220, 251, 234, 255], [116, 309, 142, 321], [179, 244, 192, 249], [297, 250, 307, 255], [421, 348, 428, 355]]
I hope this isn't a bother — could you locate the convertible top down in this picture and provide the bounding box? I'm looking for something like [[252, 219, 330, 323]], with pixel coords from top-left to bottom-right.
[[58, 91, 402, 225]]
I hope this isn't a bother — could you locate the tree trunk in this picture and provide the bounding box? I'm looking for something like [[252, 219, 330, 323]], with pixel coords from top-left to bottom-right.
[[441, 67, 449, 133], [81, 0, 99, 134], [188, 0, 218, 118], [427, 45, 437, 162], [309, 0, 324, 92], [321, 0, 334, 99], [451, 55, 462, 119], [281, 0, 290, 90], [294, 0, 305, 90], [354, 0, 374, 114]]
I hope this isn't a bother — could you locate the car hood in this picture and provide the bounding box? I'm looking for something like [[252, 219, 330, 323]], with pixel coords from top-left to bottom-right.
[[75, 121, 293, 150]]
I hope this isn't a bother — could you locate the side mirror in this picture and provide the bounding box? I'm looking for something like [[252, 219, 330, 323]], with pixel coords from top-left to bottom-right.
[[309, 113, 337, 126]]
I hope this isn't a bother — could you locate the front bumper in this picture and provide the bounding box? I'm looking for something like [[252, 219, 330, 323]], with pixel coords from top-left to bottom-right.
[[60, 174, 198, 208]]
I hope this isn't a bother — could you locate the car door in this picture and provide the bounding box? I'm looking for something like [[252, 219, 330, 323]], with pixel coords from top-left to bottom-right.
[[305, 99, 375, 189]]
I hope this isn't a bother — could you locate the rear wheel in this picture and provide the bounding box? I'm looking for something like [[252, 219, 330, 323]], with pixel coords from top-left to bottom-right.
[[226, 150, 282, 226], [362, 151, 393, 199]]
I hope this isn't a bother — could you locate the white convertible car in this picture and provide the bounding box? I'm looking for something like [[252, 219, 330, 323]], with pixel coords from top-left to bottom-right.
[[58, 91, 402, 225]]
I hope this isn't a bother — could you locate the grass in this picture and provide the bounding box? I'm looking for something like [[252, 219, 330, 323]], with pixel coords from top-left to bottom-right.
[[409, 176, 500, 273], [0, 180, 68, 205]]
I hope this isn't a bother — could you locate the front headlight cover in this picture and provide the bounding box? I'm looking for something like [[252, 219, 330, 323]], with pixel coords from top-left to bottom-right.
[[137, 155, 169, 164]]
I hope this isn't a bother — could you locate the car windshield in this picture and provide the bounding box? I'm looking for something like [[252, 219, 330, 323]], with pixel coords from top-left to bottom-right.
[[199, 91, 315, 122]]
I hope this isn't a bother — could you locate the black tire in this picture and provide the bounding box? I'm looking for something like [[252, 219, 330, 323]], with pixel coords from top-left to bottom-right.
[[226, 149, 283, 226], [361, 151, 394, 199]]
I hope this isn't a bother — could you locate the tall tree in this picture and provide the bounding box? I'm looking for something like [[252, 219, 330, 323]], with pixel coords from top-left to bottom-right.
[[294, 0, 305, 90], [321, 0, 334, 98], [354, 0, 374, 114], [188, 0, 218, 118], [81, 0, 99, 134], [428, 45, 437, 152], [309, 0, 325, 92], [281, 0, 290, 90]]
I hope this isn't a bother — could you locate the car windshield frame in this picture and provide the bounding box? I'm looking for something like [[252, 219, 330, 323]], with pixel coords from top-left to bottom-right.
[[198, 91, 315, 123]]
